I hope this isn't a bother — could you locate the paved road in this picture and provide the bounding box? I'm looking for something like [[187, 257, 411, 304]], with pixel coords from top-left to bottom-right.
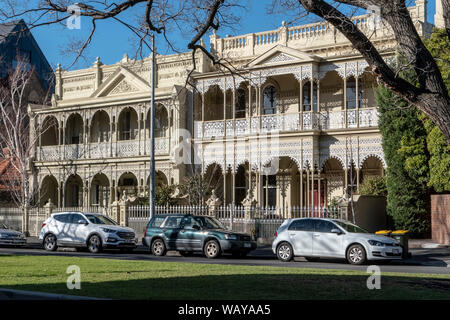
[[1, 239, 449, 275]]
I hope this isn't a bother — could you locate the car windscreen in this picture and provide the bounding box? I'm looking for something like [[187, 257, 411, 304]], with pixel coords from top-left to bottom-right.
[[85, 214, 117, 225], [194, 216, 224, 229], [333, 220, 369, 233]]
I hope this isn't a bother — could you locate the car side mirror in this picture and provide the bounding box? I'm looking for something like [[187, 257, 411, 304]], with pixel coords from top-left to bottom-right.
[[78, 220, 88, 225], [192, 225, 201, 230], [331, 228, 342, 235]]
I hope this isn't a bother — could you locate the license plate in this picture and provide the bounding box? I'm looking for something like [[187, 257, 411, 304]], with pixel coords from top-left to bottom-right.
[[244, 243, 251, 248]]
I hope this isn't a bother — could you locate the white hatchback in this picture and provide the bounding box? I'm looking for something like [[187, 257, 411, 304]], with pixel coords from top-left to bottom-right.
[[272, 218, 402, 265]]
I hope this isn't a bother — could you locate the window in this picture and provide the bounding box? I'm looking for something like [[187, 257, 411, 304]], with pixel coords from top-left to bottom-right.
[[54, 214, 71, 223], [263, 85, 277, 115], [313, 220, 336, 233], [333, 220, 368, 233], [346, 77, 363, 109], [150, 216, 166, 228], [262, 175, 277, 207], [85, 214, 117, 225], [288, 219, 314, 231], [235, 88, 246, 118], [302, 81, 317, 111], [163, 216, 183, 228], [70, 214, 87, 224]]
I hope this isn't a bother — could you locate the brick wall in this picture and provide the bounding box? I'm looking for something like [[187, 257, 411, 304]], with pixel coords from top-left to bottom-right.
[[431, 194, 450, 244]]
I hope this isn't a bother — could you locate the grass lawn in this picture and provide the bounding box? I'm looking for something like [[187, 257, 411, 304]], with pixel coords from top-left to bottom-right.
[[0, 254, 449, 300]]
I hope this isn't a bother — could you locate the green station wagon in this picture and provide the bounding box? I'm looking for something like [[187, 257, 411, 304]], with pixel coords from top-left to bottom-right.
[[142, 214, 257, 258]]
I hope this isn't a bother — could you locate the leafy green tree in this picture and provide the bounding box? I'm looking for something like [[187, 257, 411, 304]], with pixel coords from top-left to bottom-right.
[[420, 29, 450, 192], [359, 176, 387, 197], [376, 85, 430, 236]]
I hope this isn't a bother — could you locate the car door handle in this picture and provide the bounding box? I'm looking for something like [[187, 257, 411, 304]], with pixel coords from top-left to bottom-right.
[[313, 233, 320, 237], [289, 233, 297, 237]]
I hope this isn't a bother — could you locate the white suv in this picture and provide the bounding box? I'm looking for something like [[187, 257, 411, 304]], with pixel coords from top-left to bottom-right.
[[272, 218, 402, 265], [39, 212, 137, 253]]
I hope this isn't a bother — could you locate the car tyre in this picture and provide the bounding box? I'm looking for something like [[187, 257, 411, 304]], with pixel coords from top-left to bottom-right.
[[151, 239, 167, 256], [276, 242, 293, 262], [347, 244, 367, 265], [204, 240, 221, 259], [87, 235, 103, 254], [43, 233, 57, 251]]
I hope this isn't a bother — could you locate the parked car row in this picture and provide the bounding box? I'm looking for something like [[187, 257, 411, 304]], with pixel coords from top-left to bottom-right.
[[2, 211, 403, 265]]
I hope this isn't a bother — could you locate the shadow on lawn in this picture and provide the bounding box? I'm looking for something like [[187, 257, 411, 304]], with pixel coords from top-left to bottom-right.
[[2, 273, 450, 300]]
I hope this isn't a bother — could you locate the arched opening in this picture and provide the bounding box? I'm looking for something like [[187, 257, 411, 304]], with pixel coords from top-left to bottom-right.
[[146, 104, 169, 138], [263, 85, 277, 115], [90, 173, 110, 206], [318, 71, 343, 112], [65, 113, 84, 145], [117, 172, 138, 199], [90, 110, 110, 142], [146, 171, 169, 190], [361, 156, 384, 183], [204, 85, 224, 121], [118, 107, 138, 140], [322, 158, 345, 205], [302, 81, 318, 112], [204, 163, 224, 203], [40, 175, 58, 206], [65, 174, 83, 207], [41, 116, 58, 146]]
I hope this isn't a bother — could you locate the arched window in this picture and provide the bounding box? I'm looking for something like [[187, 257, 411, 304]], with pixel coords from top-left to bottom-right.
[[346, 77, 362, 109], [235, 88, 246, 118], [263, 85, 277, 115], [302, 81, 317, 112]]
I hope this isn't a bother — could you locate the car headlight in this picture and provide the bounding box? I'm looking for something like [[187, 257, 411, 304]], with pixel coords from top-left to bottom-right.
[[101, 228, 116, 234], [224, 234, 238, 240], [368, 240, 386, 247]]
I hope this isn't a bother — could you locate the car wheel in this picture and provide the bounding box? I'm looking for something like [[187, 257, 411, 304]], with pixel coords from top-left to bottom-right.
[[151, 239, 167, 256], [305, 257, 320, 262], [43, 234, 57, 251], [179, 251, 193, 257], [87, 235, 103, 254], [347, 244, 367, 265], [276, 242, 293, 262], [204, 240, 221, 259]]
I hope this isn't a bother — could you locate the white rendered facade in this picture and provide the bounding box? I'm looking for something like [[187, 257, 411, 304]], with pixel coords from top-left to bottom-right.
[[30, 2, 432, 209]]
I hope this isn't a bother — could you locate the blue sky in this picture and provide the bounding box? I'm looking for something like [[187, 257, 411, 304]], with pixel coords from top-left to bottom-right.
[[25, 0, 438, 70]]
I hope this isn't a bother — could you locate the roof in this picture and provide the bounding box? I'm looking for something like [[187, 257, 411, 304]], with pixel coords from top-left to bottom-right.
[[0, 148, 21, 191], [0, 20, 25, 44]]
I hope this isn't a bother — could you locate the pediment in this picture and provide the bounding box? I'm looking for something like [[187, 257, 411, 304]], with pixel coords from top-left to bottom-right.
[[91, 66, 151, 98], [246, 45, 320, 68]]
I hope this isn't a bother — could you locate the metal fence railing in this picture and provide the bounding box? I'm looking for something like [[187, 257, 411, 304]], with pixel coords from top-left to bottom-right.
[[127, 205, 345, 239]]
